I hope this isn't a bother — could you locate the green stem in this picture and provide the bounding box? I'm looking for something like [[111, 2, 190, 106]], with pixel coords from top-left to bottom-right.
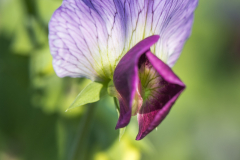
[[113, 97, 126, 141], [67, 105, 95, 160], [113, 97, 120, 111]]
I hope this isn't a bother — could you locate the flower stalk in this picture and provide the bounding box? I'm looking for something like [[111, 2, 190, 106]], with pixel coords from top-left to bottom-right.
[[67, 105, 95, 160]]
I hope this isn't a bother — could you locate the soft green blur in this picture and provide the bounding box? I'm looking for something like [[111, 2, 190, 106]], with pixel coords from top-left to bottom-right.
[[1, 0, 240, 160]]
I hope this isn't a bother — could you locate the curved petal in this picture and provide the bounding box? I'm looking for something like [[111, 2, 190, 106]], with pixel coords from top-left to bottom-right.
[[136, 51, 185, 140], [83, 0, 126, 73], [113, 35, 160, 129], [120, 0, 198, 66], [49, 0, 125, 81], [49, 0, 198, 81]]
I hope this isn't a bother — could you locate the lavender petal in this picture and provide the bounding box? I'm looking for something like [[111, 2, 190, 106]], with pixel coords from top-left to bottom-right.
[[120, 0, 198, 66], [49, 0, 125, 81]]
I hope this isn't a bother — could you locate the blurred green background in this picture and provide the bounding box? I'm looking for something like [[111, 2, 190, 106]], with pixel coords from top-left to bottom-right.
[[1, 0, 240, 160]]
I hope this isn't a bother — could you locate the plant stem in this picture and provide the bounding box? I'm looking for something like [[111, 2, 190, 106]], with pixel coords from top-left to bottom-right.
[[113, 97, 120, 111], [67, 105, 95, 160]]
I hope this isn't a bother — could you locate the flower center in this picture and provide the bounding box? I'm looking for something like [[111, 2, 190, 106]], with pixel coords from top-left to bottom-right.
[[138, 54, 163, 102], [130, 53, 165, 116]]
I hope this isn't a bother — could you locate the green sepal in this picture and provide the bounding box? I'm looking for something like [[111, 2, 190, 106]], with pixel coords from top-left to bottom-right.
[[107, 80, 118, 97], [66, 81, 106, 111]]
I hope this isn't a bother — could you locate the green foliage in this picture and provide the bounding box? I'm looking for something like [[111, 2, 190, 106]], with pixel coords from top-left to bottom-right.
[[67, 82, 106, 111], [1, 0, 240, 160]]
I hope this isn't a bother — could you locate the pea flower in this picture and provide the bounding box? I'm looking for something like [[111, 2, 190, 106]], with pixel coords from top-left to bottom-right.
[[49, 0, 198, 140]]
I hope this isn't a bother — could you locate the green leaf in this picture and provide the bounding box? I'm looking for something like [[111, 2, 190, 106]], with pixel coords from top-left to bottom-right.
[[66, 82, 105, 111]]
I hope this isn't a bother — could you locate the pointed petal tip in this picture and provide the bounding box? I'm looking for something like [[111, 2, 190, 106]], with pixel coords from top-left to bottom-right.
[[135, 134, 145, 141], [182, 84, 186, 90], [146, 35, 160, 43], [115, 124, 124, 130], [115, 119, 130, 130]]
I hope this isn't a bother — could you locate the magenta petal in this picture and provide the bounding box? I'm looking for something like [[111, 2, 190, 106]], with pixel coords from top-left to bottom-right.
[[136, 51, 185, 140], [113, 35, 160, 129]]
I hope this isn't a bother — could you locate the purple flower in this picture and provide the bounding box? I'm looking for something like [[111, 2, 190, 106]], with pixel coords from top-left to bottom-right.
[[49, 0, 198, 140]]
